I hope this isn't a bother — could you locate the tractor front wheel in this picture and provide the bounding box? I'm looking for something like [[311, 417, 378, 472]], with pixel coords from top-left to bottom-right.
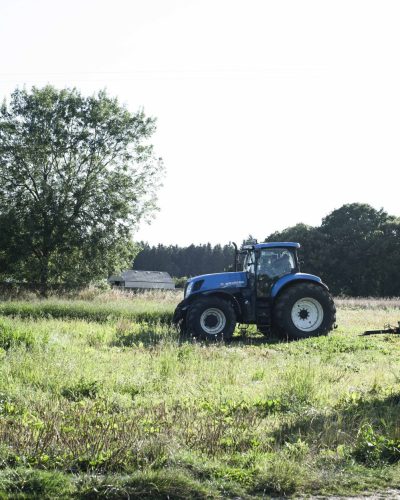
[[273, 283, 336, 340], [186, 297, 236, 341]]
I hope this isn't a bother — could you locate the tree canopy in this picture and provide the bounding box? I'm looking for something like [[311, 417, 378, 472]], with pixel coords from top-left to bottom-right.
[[266, 203, 400, 297], [0, 86, 163, 294]]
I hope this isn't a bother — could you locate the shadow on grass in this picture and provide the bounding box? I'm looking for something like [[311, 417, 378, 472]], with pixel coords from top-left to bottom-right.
[[114, 323, 303, 349], [273, 391, 400, 461], [229, 333, 289, 346]]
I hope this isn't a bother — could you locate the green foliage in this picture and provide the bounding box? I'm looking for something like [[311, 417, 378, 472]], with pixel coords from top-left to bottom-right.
[[61, 378, 99, 401], [0, 86, 164, 295], [353, 424, 400, 466], [0, 318, 40, 349], [266, 202, 400, 296], [0, 468, 72, 498], [174, 276, 188, 288]]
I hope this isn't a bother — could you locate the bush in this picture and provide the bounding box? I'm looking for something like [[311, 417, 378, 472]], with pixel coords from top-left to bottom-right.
[[353, 424, 400, 466], [61, 378, 100, 401], [174, 277, 188, 289]]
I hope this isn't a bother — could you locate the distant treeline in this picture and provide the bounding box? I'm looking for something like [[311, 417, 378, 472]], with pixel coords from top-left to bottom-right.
[[133, 243, 235, 279], [134, 203, 400, 297]]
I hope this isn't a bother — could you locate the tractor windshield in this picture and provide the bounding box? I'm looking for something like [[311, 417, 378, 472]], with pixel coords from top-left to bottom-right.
[[257, 248, 296, 279]]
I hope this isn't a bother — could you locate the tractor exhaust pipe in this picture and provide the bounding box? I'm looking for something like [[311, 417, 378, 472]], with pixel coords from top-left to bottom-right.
[[230, 242, 238, 272]]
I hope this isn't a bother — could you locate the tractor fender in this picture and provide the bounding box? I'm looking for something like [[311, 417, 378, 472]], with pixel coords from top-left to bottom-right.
[[271, 273, 328, 300], [200, 290, 243, 319]]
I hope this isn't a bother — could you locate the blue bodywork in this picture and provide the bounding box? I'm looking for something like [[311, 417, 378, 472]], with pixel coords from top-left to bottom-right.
[[271, 272, 325, 297], [185, 271, 324, 299], [185, 271, 247, 298]]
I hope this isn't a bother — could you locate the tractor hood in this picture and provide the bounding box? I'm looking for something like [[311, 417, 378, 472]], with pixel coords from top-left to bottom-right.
[[185, 272, 247, 298]]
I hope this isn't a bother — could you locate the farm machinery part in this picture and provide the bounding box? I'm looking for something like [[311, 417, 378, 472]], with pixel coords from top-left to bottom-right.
[[173, 241, 336, 341], [362, 322, 400, 336]]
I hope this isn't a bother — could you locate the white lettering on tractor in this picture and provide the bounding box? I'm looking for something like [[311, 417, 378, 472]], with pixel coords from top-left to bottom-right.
[[220, 280, 245, 287]]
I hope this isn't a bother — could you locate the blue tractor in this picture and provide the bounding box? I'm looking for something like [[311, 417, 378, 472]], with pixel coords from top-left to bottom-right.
[[173, 242, 336, 340]]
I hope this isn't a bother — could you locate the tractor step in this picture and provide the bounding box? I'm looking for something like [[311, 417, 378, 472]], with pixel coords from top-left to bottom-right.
[[256, 299, 271, 325]]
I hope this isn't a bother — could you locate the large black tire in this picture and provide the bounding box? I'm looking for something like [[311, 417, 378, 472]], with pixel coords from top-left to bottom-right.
[[186, 296, 236, 341], [257, 326, 270, 336], [273, 283, 336, 340]]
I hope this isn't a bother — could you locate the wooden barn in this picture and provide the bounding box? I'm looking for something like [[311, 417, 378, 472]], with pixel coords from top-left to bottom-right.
[[108, 270, 175, 290]]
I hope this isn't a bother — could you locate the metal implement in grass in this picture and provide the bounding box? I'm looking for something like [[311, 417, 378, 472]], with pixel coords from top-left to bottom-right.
[[173, 240, 337, 341], [362, 322, 400, 336]]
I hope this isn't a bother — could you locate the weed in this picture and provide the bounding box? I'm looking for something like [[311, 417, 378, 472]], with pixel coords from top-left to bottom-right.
[[252, 456, 305, 496], [61, 378, 100, 401], [353, 424, 400, 466]]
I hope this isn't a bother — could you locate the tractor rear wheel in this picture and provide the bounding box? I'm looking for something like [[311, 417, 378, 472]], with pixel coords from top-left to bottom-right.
[[186, 297, 236, 341], [273, 283, 336, 340]]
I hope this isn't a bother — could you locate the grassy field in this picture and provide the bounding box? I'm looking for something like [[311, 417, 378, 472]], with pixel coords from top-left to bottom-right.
[[0, 290, 400, 498]]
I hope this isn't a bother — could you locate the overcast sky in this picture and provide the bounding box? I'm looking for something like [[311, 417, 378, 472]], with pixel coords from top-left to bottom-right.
[[1, 0, 399, 245]]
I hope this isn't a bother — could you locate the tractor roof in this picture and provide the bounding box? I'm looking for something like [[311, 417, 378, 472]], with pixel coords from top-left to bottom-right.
[[242, 242, 300, 250]]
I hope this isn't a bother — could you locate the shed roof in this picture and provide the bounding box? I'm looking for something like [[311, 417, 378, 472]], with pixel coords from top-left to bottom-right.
[[122, 270, 174, 283], [108, 270, 174, 284]]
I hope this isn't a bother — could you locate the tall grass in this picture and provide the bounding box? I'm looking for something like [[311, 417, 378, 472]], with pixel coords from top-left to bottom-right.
[[335, 296, 400, 310], [0, 299, 399, 497]]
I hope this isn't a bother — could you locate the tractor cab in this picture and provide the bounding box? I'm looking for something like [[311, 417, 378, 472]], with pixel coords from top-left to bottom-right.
[[240, 242, 299, 297], [238, 242, 301, 327]]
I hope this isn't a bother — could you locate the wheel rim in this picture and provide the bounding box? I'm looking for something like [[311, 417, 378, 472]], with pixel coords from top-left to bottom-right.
[[291, 297, 324, 332], [200, 308, 226, 336]]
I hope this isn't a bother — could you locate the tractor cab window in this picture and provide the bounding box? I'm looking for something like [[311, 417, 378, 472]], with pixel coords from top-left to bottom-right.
[[243, 250, 255, 276], [257, 248, 295, 279]]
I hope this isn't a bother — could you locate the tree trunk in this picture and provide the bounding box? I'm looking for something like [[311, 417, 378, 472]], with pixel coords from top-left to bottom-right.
[[39, 256, 49, 298]]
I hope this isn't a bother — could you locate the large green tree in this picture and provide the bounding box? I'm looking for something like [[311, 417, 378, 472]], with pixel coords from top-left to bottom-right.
[[320, 203, 392, 295], [265, 203, 400, 296], [0, 86, 163, 294]]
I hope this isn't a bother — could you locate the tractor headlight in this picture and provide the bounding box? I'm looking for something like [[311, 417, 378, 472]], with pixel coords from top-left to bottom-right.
[[185, 282, 193, 298]]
